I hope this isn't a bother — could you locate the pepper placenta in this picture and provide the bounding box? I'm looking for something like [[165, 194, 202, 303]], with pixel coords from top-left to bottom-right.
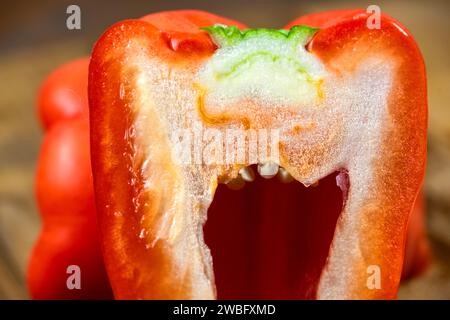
[[29, 58, 112, 299]]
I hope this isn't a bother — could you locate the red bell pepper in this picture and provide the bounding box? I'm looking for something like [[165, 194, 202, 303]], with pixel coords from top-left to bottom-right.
[[28, 59, 112, 299], [37, 58, 90, 130], [88, 9, 428, 299]]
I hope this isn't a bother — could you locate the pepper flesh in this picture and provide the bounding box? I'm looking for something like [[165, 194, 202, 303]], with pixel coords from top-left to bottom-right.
[[89, 10, 427, 299], [289, 9, 430, 284]]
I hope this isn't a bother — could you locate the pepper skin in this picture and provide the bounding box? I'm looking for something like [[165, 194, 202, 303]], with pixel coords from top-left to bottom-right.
[[37, 59, 90, 130], [29, 59, 112, 299], [89, 10, 428, 299]]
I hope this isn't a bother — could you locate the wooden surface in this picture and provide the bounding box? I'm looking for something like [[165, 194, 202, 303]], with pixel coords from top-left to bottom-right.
[[0, 0, 449, 299]]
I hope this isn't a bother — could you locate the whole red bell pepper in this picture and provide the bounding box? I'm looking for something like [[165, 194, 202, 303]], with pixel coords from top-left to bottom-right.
[[28, 58, 112, 299], [88, 9, 428, 299]]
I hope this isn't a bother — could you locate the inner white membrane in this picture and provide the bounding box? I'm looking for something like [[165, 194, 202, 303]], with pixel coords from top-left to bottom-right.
[[129, 36, 394, 298]]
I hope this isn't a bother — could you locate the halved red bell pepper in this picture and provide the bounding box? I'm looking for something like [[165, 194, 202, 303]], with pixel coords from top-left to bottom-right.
[[29, 59, 112, 299], [89, 9, 428, 299]]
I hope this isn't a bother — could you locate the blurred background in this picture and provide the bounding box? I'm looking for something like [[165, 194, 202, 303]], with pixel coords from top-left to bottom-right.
[[0, 0, 449, 299]]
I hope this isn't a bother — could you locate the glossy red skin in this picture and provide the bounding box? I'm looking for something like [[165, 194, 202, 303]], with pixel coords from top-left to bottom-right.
[[35, 119, 95, 221], [37, 58, 89, 130], [89, 10, 428, 299], [29, 61, 112, 299]]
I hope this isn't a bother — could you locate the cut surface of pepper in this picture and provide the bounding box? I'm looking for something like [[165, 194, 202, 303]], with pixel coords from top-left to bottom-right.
[[89, 9, 428, 299]]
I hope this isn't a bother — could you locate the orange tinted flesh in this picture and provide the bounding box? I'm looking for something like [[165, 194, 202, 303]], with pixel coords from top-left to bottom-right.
[[89, 10, 427, 299]]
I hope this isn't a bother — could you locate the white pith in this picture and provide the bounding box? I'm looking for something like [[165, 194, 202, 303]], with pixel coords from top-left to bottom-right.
[[126, 38, 394, 299], [196, 34, 325, 107]]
